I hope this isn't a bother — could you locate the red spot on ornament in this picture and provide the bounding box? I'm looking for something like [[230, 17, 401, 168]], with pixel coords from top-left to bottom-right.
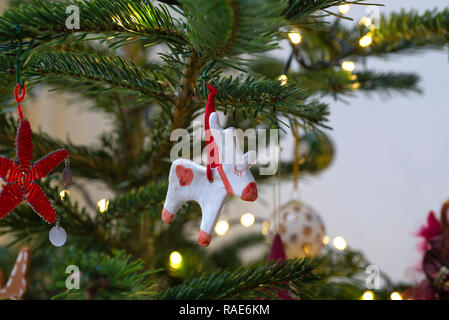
[[176, 165, 194, 186]]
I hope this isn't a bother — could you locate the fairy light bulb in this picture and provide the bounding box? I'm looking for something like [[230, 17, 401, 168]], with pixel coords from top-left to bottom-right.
[[360, 16, 373, 27], [390, 292, 403, 300], [215, 220, 230, 236], [288, 31, 302, 44], [359, 34, 373, 47], [322, 235, 329, 245], [59, 190, 70, 200], [261, 221, 270, 235], [351, 82, 360, 90], [333, 236, 347, 250], [97, 198, 109, 213], [278, 74, 288, 86], [241, 213, 255, 227], [169, 251, 182, 269], [362, 290, 374, 300], [341, 60, 355, 72], [338, 4, 350, 15]]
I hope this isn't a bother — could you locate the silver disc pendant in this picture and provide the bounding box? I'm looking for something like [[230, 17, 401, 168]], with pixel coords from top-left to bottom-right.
[[49, 226, 67, 247]]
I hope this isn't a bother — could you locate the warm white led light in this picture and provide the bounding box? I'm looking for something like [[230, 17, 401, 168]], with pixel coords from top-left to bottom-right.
[[278, 74, 288, 86], [360, 16, 373, 27], [390, 292, 403, 300], [359, 34, 373, 47], [341, 61, 355, 72], [333, 236, 347, 250], [170, 251, 182, 269], [59, 190, 70, 200], [288, 31, 302, 44], [215, 220, 230, 236], [97, 198, 109, 213], [338, 4, 350, 15], [362, 290, 374, 300], [241, 213, 255, 227]]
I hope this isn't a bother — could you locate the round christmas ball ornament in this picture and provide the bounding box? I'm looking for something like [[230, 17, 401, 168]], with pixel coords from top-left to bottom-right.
[[270, 200, 326, 259], [299, 131, 334, 174]]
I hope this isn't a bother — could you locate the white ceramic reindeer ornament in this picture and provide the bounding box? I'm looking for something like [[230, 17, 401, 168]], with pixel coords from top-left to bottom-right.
[[162, 85, 258, 247]]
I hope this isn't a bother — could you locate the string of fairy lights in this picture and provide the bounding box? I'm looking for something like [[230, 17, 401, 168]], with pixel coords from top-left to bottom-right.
[[56, 3, 404, 300], [278, 2, 375, 88]]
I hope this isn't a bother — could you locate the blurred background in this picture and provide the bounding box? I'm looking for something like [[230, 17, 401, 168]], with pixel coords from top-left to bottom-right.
[[0, 0, 448, 284]]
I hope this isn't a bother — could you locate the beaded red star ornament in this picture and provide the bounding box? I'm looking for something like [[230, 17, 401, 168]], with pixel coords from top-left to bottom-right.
[[0, 83, 70, 245]]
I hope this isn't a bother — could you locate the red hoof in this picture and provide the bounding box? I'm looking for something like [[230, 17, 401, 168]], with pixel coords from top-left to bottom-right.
[[162, 208, 175, 224], [198, 229, 212, 247]]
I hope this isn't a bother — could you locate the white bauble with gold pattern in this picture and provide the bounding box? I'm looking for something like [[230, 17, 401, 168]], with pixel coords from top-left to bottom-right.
[[269, 200, 326, 259]]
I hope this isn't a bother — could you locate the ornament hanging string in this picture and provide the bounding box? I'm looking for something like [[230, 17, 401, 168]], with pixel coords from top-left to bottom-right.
[[272, 141, 283, 233], [13, 24, 24, 86], [202, 60, 218, 182], [14, 83, 26, 120], [292, 123, 301, 198], [12, 24, 32, 121]]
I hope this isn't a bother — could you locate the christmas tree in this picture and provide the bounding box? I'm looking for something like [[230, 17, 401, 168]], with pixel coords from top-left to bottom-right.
[[0, 0, 447, 300]]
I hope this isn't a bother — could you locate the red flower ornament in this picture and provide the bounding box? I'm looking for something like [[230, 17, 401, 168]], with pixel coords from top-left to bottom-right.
[[0, 86, 69, 223]]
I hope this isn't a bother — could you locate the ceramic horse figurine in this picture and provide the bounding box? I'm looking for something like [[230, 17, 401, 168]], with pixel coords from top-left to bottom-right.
[[161, 110, 258, 247]]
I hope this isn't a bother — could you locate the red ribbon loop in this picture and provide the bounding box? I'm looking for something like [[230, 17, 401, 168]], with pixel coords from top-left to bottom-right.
[[14, 83, 26, 103]]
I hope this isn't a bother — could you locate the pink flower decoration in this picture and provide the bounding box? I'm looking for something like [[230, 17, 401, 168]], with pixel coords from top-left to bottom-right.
[[417, 211, 441, 252]]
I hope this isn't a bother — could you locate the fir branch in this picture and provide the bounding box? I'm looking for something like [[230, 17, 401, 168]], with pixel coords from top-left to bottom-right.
[[208, 233, 265, 269], [301, 247, 386, 299], [202, 76, 330, 128], [284, 0, 372, 21], [158, 258, 316, 299], [51, 249, 159, 300], [20, 51, 175, 103], [182, 0, 286, 60], [369, 8, 449, 55], [290, 69, 421, 96], [295, 8, 449, 67], [250, 58, 421, 97], [353, 70, 421, 95], [0, 0, 186, 53], [102, 181, 168, 220]]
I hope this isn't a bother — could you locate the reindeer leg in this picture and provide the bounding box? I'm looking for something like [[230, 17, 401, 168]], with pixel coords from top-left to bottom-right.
[[198, 195, 226, 247], [161, 184, 184, 225]]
